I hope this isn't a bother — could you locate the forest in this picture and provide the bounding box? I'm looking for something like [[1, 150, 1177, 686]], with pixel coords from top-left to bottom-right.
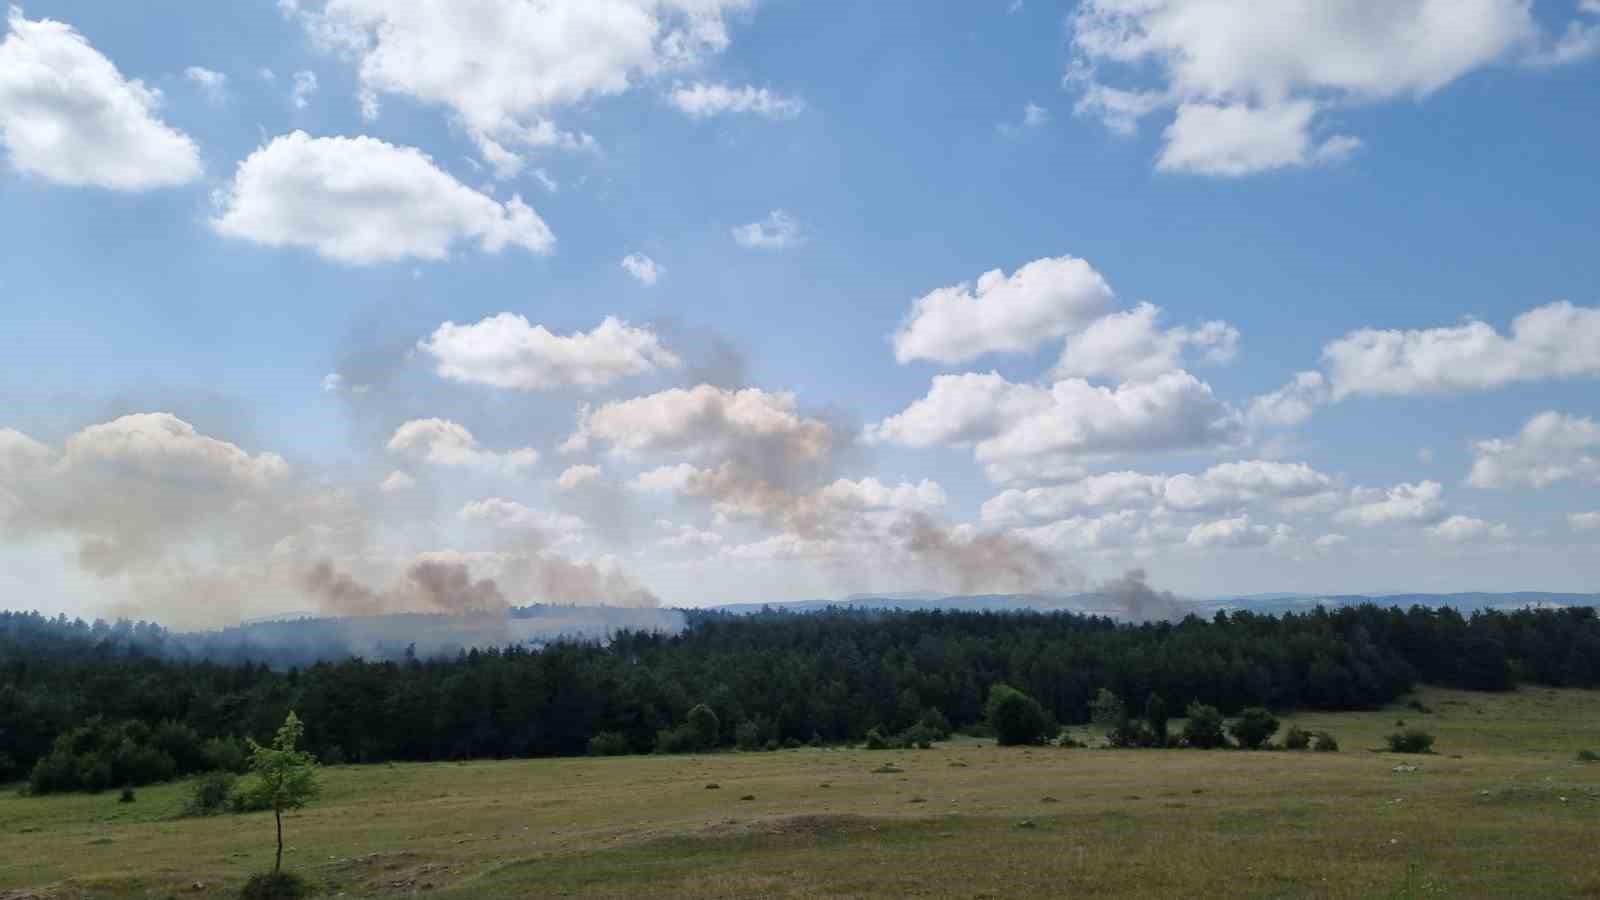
[[3, 603, 1598, 792]]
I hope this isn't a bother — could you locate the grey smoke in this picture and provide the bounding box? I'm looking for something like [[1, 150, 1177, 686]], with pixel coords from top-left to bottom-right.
[[1101, 568, 1184, 623]]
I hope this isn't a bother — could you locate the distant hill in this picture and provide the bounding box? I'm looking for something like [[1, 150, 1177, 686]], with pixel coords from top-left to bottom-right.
[[714, 590, 1600, 618]]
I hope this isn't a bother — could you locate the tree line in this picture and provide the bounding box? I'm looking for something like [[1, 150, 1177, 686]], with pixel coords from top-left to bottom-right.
[[2, 602, 1597, 790]]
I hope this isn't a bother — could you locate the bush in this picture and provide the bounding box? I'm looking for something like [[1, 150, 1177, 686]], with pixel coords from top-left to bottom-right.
[[685, 704, 720, 750], [588, 731, 631, 757], [918, 708, 952, 740], [652, 727, 699, 755], [118, 787, 136, 803], [986, 684, 1053, 746], [183, 772, 239, 816], [1181, 702, 1228, 749], [1386, 729, 1435, 754], [864, 727, 892, 750], [201, 737, 249, 774], [1227, 707, 1280, 750], [734, 721, 763, 752], [1578, 749, 1599, 763], [1145, 693, 1169, 748], [900, 723, 937, 749], [1283, 726, 1312, 751], [240, 871, 307, 900], [1312, 731, 1340, 752], [229, 774, 273, 813]]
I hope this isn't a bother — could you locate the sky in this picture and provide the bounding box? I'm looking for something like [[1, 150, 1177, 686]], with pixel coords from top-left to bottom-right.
[[1, 0, 1598, 626]]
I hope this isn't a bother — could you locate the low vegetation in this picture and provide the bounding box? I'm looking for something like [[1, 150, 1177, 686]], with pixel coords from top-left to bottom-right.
[[1387, 729, 1437, 754]]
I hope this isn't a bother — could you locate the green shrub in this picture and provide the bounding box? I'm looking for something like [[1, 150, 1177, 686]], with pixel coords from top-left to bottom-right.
[[986, 684, 1053, 746], [686, 704, 720, 750], [1386, 729, 1435, 754], [118, 787, 136, 803], [183, 772, 238, 816], [782, 737, 803, 750], [588, 731, 631, 757], [652, 727, 698, 755], [201, 737, 249, 774], [1312, 731, 1340, 752], [229, 774, 273, 813], [1144, 693, 1170, 747], [918, 708, 952, 739], [239, 871, 307, 900], [864, 727, 892, 750], [734, 721, 763, 752], [1227, 707, 1280, 750], [1283, 726, 1312, 751], [1578, 749, 1599, 762], [900, 723, 937, 749], [1181, 702, 1228, 749]]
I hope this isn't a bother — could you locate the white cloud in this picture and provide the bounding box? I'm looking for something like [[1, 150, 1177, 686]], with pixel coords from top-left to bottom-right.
[[1186, 514, 1282, 549], [211, 131, 554, 265], [981, 459, 1332, 524], [732, 209, 803, 249], [1314, 533, 1350, 550], [556, 464, 603, 490], [1247, 371, 1329, 428], [668, 82, 804, 119], [817, 478, 947, 513], [1335, 480, 1444, 526], [1527, 12, 1600, 67], [1569, 511, 1600, 532], [379, 470, 415, 493], [1427, 514, 1511, 543], [1322, 302, 1600, 398], [386, 419, 539, 474], [998, 101, 1050, 135], [184, 66, 228, 104], [659, 520, 723, 549], [320, 373, 344, 393], [290, 69, 318, 108], [420, 314, 679, 391], [620, 252, 662, 286], [1467, 411, 1600, 489], [867, 370, 1242, 465], [285, 0, 747, 168], [258, 67, 276, 82], [1069, 0, 1539, 176], [0, 8, 201, 190], [1156, 100, 1360, 176], [891, 256, 1115, 365], [1013, 509, 1150, 552], [1054, 302, 1238, 382], [459, 498, 585, 535], [565, 385, 834, 466]]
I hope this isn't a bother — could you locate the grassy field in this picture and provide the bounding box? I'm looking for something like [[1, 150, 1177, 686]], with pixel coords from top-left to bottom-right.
[[2, 686, 1598, 899]]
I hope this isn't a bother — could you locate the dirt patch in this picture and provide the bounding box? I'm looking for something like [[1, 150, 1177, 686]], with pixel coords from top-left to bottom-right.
[[692, 814, 881, 841]]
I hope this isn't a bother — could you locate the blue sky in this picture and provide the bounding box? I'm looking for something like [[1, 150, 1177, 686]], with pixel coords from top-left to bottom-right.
[[1, 0, 1598, 624]]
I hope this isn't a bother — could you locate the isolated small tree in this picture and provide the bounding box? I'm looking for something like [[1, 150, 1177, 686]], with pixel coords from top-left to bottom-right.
[[1228, 707, 1280, 750], [1182, 702, 1228, 749], [986, 684, 1052, 746], [1145, 693, 1170, 747], [1283, 726, 1312, 751], [686, 704, 720, 750], [1089, 688, 1127, 731], [240, 711, 320, 876], [1386, 729, 1435, 754], [1312, 731, 1340, 752]]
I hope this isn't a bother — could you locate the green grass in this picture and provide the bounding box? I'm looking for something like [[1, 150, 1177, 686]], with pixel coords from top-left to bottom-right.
[[3, 686, 1598, 898]]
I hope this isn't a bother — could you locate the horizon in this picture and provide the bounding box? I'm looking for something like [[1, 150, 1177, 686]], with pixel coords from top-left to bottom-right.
[[1, 1, 1597, 629]]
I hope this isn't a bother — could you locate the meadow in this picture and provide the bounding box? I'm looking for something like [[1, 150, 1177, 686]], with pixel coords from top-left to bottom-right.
[[2, 686, 1597, 899]]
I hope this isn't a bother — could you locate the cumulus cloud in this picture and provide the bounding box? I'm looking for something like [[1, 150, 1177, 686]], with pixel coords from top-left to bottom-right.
[[982, 460, 1331, 525], [1054, 302, 1238, 381], [378, 470, 415, 493], [669, 82, 804, 119], [1569, 511, 1600, 532], [1322, 302, 1600, 398], [1335, 480, 1444, 526], [892, 255, 1115, 365], [211, 132, 554, 265], [0, 8, 201, 190], [1186, 514, 1285, 549], [459, 497, 586, 538], [817, 477, 948, 513], [620, 252, 662, 286], [658, 519, 723, 549], [867, 370, 1242, 466], [732, 209, 803, 249], [556, 464, 603, 490], [419, 314, 679, 391], [1427, 514, 1511, 543], [386, 418, 539, 474], [997, 101, 1049, 135], [1067, 0, 1545, 175], [1467, 411, 1600, 489], [1247, 371, 1329, 427], [290, 69, 318, 108], [184, 66, 228, 104], [284, 0, 749, 170]]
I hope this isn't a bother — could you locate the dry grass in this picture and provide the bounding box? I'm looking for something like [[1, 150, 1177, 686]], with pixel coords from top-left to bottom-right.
[[2, 686, 1598, 898]]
